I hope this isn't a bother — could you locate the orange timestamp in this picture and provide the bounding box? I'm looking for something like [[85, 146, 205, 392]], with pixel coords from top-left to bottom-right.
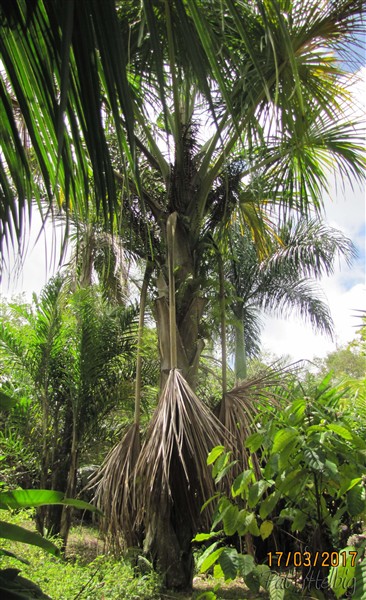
[[267, 550, 358, 568]]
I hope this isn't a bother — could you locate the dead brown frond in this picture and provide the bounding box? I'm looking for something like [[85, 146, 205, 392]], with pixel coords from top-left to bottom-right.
[[91, 423, 141, 551], [219, 364, 296, 479], [134, 369, 231, 532]]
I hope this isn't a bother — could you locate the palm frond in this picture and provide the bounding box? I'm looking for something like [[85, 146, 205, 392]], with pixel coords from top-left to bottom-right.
[[134, 369, 231, 531], [252, 276, 334, 338], [219, 365, 295, 480], [264, 218, 356, 277], [0, 0, 135, 251], [90, 423, 141, 551]]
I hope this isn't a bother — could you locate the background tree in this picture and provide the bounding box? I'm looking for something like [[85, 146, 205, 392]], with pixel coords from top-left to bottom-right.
[[222, 219, 356, 381], [316, 342, 366, 381], [0, 277, 138, 546]]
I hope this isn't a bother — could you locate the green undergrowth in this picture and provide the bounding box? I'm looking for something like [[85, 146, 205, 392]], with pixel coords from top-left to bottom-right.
[[0, 511, 162, 599]]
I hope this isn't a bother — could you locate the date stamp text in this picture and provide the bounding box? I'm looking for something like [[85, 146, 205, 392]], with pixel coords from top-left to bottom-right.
[[267, 550, 358, 568]]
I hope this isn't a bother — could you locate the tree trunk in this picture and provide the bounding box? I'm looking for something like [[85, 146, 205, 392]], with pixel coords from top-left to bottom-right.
[[155, 216, 206, 390], [148, 215, 206, 589], [234, 301, 247, 383], [155, 295, 205, 390], [144, 490, 194, 591], [60, 416, 79, 548], [36, 400, 73, 539]]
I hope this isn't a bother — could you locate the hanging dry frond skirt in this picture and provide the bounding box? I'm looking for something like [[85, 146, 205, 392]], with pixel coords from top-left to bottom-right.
[[134, 368, 230, 532], [90, 423, 141, 551], [219, 364, 298, 481]]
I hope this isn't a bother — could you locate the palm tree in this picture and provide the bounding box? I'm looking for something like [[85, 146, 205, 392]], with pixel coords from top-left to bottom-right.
[[0, 276, 138, 546], [223, 218, 356, 381], [1, 0, 365, 589]]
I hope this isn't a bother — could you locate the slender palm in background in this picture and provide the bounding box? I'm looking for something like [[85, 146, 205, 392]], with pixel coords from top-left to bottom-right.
[[1, 0, 365, 590], [0, 277, 138, 546], [222, 219, 356, 381]]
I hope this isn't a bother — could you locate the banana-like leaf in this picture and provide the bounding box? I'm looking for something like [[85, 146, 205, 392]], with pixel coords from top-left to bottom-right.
[[0, 521, 59, 556], [0, 489, 102, 515]]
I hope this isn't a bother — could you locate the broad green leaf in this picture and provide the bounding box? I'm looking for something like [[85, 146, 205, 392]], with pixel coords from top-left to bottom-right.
[[268, 574, 285, 600], [236, 509, 249, 536], [245, 432, 265, 453], [213, 563, 225, 580], [0, 490, 102, 515], [278, 437, 299, 470], [200, 547, 225, 574], [259, 490, 281, 520], [272, 428, 298, 454], [248, 480, 270, 509], [211, 497, 231, 530], [263, 454, 279, 479], [244, 569, 260, 593], [324, 459, 338, 477], [222, 504, 239, 536], [291, 509, 308, 532], [215, 461, 237, 484], [238, 553, 255, 577], [255, 564, 272, 589], [353, 558, 366, 600], [327, 424, 353, 440], [303, 447, 325, 471], [245, 513, 260, 537], [219, 547, 239, 581], [260, 520, 273, 540], [192, 531, 221, 542], [212, 451, 230, 479], [307, 425, 325, 434], [196, 541, 220, 571], [339, 477, 362, 497], [287, 398, 306, 425], [207, 446, 225, 466], [277, 469, 305, 495], [347, 483, 366, 516], [231, 470, 254, 498], [0, 521, 59, 556]]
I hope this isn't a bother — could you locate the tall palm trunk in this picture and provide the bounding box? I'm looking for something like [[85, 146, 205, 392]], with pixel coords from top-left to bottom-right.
[[92, 264, 151, 550], [234, 301, 247, 383], [60, 414, 79, 548], [134, 264, 152, 425], [36, 403, 73, 538], [143, 214, 207, 589], [218, 251, 227, 396], [155, 216, 205, 390]]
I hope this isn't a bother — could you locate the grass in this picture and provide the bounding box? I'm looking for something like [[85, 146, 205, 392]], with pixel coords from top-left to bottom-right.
[[0, 511, 162, 599], [0, 511, 265, 599]]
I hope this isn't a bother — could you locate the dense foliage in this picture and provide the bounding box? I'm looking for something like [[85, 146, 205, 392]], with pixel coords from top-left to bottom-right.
[[194, 368, 366, 599]]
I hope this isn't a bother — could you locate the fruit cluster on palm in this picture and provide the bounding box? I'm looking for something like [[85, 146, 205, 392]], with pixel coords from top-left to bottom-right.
[[1, 0, 365, 591]]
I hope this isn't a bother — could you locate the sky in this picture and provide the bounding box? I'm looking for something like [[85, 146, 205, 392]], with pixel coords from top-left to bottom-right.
[[261, 179, 365, 362], [1, 68, 365, 365]]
